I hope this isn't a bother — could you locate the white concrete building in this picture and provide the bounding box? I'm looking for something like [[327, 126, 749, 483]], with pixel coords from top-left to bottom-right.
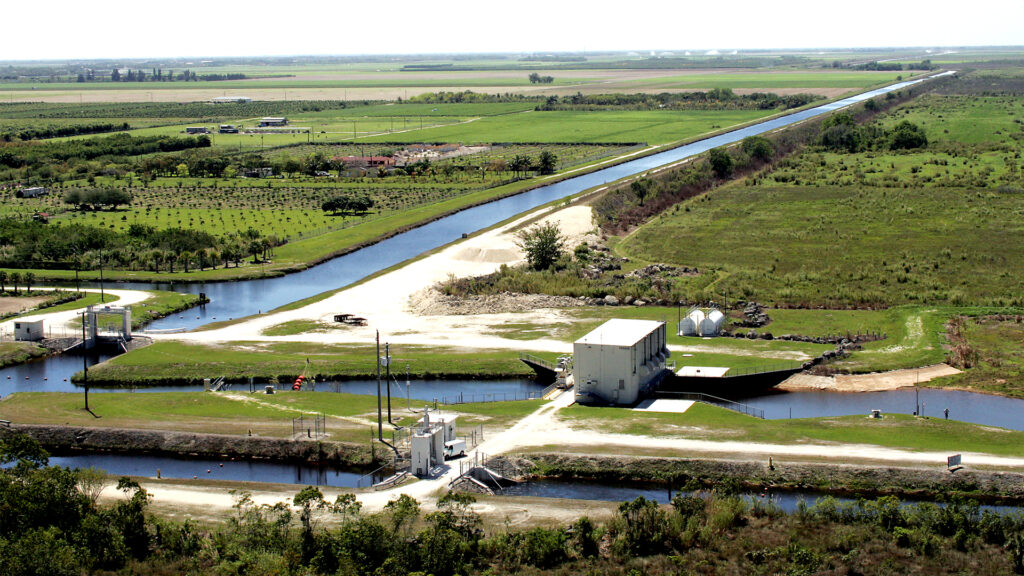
[[574, 319, 670, 405], [14, 320, 44, 341]]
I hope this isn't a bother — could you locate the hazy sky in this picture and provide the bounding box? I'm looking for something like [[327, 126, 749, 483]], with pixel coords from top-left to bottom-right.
[[3, 0, 1022, 61]]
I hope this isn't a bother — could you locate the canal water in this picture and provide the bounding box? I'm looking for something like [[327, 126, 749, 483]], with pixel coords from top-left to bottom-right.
[[46, 452, 379, 488], [5, 353, 1021, 433], [69, 74, 941, 332], [503, 479, 1024, 516]]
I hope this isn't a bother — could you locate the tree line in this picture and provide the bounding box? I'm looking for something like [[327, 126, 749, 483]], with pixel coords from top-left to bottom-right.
[[1, 433, 1022, 575], [538, 89, 820, 111], [0, 219, 283, 273]]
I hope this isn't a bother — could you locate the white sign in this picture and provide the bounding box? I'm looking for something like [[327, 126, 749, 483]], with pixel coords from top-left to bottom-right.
[[947, 454, 962, 468]]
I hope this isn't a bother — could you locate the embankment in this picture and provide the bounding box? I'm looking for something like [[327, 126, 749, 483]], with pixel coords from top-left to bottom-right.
[[4, 424, 373, 467], [516, 453, 1024, 505]]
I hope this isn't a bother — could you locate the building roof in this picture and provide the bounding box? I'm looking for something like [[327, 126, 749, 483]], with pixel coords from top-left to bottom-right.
[[575, 318, 664, 347], [676, 366, 731, 378]]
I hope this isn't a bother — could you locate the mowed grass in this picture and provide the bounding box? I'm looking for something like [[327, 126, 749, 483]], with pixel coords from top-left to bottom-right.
[[84, 341, 533, 386], [0, 390, 545, 445], [558, 402, 1024, 458]]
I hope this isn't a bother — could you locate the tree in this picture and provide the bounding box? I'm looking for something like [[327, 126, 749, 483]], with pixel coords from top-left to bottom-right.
[[0, 270, 6, 292], [630, 176, 654, 206], [510, 155, 532, 178], [741, 136, 775, 162], [708, 147, 734, 178], [8, 272, 21, 294], [516, 221, 565, 271], [537, 150, 557, 175], [23, 272, 34, 293], [889, 120, 928, 150]]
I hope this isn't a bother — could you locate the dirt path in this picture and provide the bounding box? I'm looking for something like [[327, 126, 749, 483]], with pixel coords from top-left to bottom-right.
[[780, 364, 962, 392], [0, 288, 152, 335]]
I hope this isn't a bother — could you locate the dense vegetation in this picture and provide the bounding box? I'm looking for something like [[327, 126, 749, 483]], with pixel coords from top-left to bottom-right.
[[2, 432, 1022, 575]]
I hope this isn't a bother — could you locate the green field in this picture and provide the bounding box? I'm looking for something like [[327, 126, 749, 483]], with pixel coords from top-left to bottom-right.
[[616, 88, 1024, 309], [559, 402, 1024, 457]]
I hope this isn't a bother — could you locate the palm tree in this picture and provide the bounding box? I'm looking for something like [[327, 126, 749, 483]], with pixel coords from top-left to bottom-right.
[[23, 272, 34, 293], [0, 270, 7, 292]]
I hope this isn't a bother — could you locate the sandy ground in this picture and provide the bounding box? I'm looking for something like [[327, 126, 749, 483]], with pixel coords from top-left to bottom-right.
[[0, 296, 50, 315], [779, 364, 962, 392], [162, 204, 600, 353], [0, 288, 152, 337]]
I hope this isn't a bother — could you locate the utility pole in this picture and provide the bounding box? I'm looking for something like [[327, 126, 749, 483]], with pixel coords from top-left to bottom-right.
[[385, 343, 392, 424], [81, 312, 89, 412], [376, 331, 382, 441]]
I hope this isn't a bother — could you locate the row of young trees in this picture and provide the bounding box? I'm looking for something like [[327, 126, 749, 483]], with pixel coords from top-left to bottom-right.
[[0, 219, 282, 272]]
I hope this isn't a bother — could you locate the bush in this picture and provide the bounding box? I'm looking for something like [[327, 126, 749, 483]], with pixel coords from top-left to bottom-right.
[[516, 222, 566, 271]]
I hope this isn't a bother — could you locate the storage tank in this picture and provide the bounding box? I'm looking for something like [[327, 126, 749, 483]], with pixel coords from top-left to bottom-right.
[[700, 309, 725, 337], [678, 313, 698, 336]]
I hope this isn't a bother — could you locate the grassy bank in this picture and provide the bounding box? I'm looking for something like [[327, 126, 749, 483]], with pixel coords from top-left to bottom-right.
[[0, 342, 48, 368], [934, 315, 1024, 398], [557, 402, 1024, 458], [78, 341, 534, 386]]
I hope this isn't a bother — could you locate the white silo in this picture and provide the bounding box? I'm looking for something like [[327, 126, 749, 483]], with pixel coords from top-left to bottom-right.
[[700, 309, 725, 337], [678, 308, 699, 336]]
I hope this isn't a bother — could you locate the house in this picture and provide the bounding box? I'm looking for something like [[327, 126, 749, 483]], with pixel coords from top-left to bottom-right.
[[185, 127, 209, 134], [334, 156, 395, 169], [16, 187, 47, 198], [258, 117, 288, 127], [573, 319, 670, 405], [218, 124, 239, 134]]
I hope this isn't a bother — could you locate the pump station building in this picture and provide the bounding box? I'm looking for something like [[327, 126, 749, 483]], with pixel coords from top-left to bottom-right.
[[573, 319, 670, 405]]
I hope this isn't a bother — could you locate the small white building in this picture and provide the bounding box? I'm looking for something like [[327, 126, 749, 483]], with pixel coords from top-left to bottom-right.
[[14, 320, 44, 341], [410, 409, 458, 476], [258, 117, 288, 127], [574, 319, 670, 405]]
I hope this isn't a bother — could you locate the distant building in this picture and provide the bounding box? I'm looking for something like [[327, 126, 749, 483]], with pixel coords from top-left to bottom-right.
[[15, 186, 47, 198], [211, 96, 252, 104], [573, 319, 670, 405], [185, 126, 209, 134], [243, 167, 274, 178], [335, 156, 395, 169], [218, 124, 239, 134], [258, 117, 288, 127]]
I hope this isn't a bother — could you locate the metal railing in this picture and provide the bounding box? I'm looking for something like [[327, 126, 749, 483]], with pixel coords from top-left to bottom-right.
[[440, 390, 543, 405], [677, 362, 805, 378], [518, 352, 555, 370], [657, 391, 765, 419]]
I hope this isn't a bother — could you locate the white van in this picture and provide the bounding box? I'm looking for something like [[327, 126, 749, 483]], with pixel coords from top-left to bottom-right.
[[443, 439, 466, 459]]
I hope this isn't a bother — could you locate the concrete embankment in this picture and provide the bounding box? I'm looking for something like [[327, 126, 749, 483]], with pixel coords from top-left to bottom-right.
[[515, 453, 1024, 504], [4, 424, 373, 467]]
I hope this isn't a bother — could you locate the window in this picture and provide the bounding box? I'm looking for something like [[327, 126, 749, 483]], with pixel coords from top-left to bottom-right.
[[618, 379, 625, 390]]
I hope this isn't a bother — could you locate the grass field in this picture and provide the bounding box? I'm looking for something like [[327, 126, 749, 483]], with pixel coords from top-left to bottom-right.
[[558, 402, 1024, 457], [616, 89, 1024, 309], [0, 390, 541, 445]]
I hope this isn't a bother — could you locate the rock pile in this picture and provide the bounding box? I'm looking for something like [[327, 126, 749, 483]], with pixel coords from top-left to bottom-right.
[[738, 301, 771, 327]]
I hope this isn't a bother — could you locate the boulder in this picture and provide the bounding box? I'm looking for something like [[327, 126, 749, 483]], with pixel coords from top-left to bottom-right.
[[604, 295, 620, 306]]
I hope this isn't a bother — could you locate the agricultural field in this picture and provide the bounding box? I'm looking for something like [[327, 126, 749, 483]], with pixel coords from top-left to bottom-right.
[[616, 76, 1024, 309], [0, 54, 924, 104]]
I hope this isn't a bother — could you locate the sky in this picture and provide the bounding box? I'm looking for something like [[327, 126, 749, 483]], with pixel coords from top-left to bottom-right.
[[2, 0, 1022, 61]]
